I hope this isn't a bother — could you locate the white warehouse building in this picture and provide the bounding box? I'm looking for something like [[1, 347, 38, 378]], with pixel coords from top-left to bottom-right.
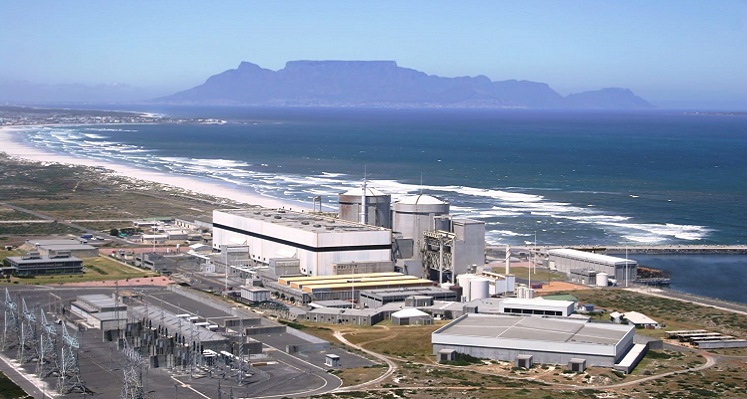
[[548, 248, 637, 283], [213, 208, 393, 276], [432, 313, 638, 368]]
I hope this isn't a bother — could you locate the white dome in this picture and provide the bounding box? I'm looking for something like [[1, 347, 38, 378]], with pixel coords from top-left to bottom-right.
[[342, 187, 387, 196], [396, 194, 447, 205]]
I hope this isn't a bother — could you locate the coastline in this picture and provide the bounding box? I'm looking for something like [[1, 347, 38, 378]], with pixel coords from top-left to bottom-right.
[[0, 125, 307, 211]]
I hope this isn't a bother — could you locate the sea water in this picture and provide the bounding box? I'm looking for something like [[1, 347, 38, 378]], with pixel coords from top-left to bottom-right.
[[20, 108, 746, 246], [16, 108, 747, 302]]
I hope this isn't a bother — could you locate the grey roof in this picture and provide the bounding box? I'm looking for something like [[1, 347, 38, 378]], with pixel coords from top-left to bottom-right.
[[77, 294, 119, 310], [359, 286, 456, 300], [40, 244, 97, 251], [28, 239, 81, 246], [7, 255, 82, 264], [216, 208, 389, 233], [435, 313, 632, 346], [548, 248, 637, 265]]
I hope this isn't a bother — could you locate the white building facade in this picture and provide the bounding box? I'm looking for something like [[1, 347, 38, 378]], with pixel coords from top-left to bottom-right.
[[548, 248, 637, 283], [213, 208, 392, 276]]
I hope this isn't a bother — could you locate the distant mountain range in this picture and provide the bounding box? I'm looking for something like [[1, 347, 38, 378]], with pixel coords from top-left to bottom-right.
[[158, 61, 654, 109]]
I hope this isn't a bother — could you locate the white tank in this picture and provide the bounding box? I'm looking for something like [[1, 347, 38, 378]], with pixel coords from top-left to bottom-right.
[[457, 274, 476, 302], [392, 194, 449, 248], [440, 282, 454, 290], [596, 272, 609, 287], [338, 187, 392, 228], [470, 278, 490, 301]]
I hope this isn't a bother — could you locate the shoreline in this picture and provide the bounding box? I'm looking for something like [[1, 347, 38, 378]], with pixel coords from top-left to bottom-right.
[[0, 125, 309, 211]]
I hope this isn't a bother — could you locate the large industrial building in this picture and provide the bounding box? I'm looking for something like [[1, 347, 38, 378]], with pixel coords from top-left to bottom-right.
[[432, 313, 639, 368], [213, 208, 393, 276], [548, 248, 637, 283], [213, 185, 487, 288], [391, 194, 485, 282], [266, 272, 435, 303]]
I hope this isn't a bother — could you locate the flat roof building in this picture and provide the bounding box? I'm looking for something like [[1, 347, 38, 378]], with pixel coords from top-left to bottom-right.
[[499, 298, 575, 317], [3, 252, 83, 275], [213, 208, 393, 276], [432, 313, 636, 368], [359, 286, 459, 309], [548, 249, 637, 283]]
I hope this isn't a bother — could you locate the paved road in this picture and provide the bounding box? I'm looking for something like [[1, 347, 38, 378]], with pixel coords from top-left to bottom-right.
[[331, 330, 397, 393]]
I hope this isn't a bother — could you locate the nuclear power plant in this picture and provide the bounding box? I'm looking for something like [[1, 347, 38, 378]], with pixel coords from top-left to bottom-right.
[[212, 185, 486, 285]]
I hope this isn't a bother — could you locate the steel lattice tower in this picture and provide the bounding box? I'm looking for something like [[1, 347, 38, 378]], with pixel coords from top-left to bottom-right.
[[2, 288, 20, 351], [58, 321, 88, 394], [37, 309, 60, 378], [18, 298, 40, 363], [119, 337, 144, 399]]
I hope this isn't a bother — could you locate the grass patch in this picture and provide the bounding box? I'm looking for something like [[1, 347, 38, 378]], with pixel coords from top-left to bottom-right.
[[6, 256, 155, 285], [0, 371, 31, 399]]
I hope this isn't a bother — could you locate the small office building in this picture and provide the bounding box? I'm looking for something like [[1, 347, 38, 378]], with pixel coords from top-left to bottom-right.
[[4, 252, 83, 275]]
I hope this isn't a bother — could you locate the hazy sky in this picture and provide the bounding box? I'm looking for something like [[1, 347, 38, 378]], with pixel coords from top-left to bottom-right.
[[1, 1, 745, 109]]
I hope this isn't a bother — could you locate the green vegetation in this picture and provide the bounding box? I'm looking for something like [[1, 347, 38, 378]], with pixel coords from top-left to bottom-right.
[[0, 154, 237, 235], [0, 372, 31, 399], [442, 352, 484, 366], [563, 289, 747, 339], [4, 256, 154, 285]]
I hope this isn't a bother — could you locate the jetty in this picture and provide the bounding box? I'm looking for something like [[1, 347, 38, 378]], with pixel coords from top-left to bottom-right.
[[566, 245, 747, 255]]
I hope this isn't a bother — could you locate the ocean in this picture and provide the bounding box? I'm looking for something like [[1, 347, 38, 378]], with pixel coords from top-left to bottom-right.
[[15, 107, 747, 302]]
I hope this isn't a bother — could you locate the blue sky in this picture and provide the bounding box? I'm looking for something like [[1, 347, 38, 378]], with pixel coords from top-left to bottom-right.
[[1, 1, 745, 109]]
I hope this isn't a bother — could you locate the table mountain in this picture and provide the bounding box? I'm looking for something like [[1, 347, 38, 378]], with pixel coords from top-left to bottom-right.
[[157, 61, 654, 109]]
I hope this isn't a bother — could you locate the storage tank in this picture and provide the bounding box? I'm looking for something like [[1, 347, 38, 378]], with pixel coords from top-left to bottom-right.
[[457, 274, 477, 302], [392, 194, 449, 254], [470, 278, 490, 301], [596, 272, 609, 287], [338, 187, 392, 228]]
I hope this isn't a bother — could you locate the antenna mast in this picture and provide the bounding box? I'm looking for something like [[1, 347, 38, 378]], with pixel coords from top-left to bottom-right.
[[360, 166, 368, 225]]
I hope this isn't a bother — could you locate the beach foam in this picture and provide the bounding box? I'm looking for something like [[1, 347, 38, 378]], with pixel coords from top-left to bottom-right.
[[2, 123, 716, 245], [0, 126, 299, 210]]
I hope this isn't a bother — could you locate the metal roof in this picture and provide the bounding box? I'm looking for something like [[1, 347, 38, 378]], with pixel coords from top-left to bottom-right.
[[395, 194, 447, 205], [303, 278, 433, 293], [501, 298, 574, 310], [216, 207, 389, 233], [548, 248, 637, 265], [435, 313, 632, 346], [279, 272, 403, 286], [623, 311, 658, 325], [291, 275, 418, 289], [341, 187, 388, 197], [392, 308, 430, 318]]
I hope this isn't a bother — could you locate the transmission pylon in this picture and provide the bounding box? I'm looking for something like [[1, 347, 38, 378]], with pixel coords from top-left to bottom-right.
[[37, 309, 60, 378], [119, 337, 144, 399], [18, 298, 39, 363], [2, 288, 20, 351], [235, 317, 247, 385], [58, 321, 88, 394]]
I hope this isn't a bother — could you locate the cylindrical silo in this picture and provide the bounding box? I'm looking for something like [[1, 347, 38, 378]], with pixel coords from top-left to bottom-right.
[[392, 194, 449, 253], [338, 187, 391, 228], [457, 274, 476, 302], [596, 272, 609, 287], [470, 278, 490, 301]]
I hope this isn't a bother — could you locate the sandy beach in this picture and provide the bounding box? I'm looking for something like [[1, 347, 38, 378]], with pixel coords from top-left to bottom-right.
[[0, 125, 306, 210]]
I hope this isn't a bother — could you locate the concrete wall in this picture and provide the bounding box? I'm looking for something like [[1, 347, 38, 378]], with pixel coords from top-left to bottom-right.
[[452, 219, 485, 276], [431, 343, 617, 367]]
